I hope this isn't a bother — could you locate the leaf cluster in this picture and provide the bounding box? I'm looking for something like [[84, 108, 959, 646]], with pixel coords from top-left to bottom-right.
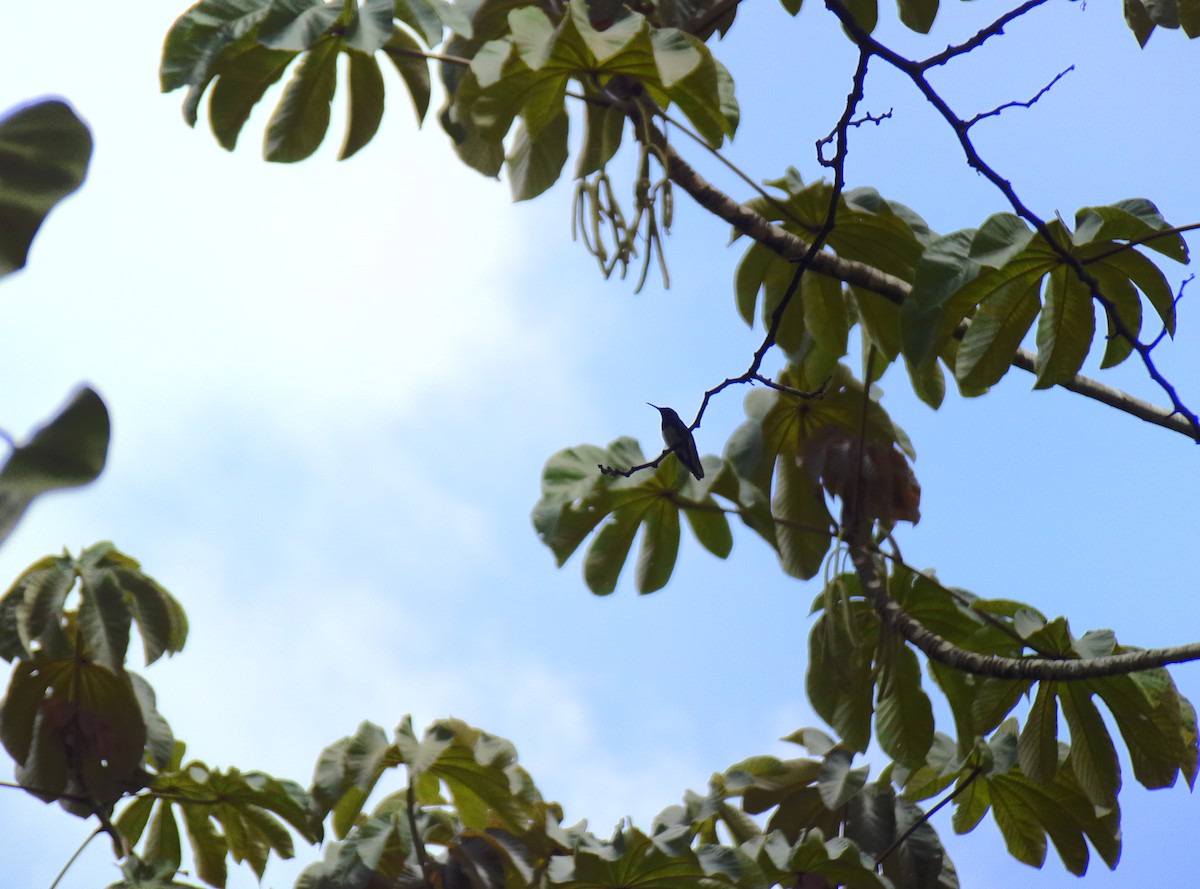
[[900, 204, 1187, 393], [533, 361, 919, 592], [116, 741, 323, 888], [159, 0, 738, 194], [809, 562, 1198, 875], [298, 714, 961, 889], [0, 543, 186, 816], [160, 0, 459, 160]]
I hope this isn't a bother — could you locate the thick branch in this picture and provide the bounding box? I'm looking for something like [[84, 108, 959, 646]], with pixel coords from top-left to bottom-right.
[[848, 542, 1200, 679], [651, 130, 911, 299], [646, 128, 1198, 441]]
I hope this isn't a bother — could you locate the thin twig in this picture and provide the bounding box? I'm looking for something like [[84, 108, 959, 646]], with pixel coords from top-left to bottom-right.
[[965, 65, 1074, 127], [48, 828, 103, 889], [386, 45, 471, 67], [920, 0, 1053, 70], [875, 766, 984, 867]]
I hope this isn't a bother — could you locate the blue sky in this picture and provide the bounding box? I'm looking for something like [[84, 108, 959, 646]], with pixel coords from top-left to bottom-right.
[[1, 1, 1198, 887]]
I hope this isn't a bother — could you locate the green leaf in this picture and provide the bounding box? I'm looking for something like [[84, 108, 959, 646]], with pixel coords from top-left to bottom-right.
[[882, 795, 947, 889], [0, 388, 109, 547], [844, 777, 894, 857], [340, 51, 385, 159], [264, 36, 340, 162], [534, 439, 722, 594], [901, 230, 982, 366], [208, 43, 297, 150], [310, 721, 400, 836], [970, 213, 1034, 268], [1091, 670, 1187, 790], [4, 657, 147, 814], [807, 611, 874, 753], [841, 0, 879, 34], [160, 0, 272, 93], [258, 0, 341, 51], [574, 101, 624, 179], [395, 0, 449, 46], [1034, 265, 1094, 389], [583, 500, 641, 595], [115, 795, 157, 848], [344, 0, 396, 52], [681, 498, 732, 559], [0, 555, 73, 662], [972, 679, 1032, 738], [1183, 0, 1200, 36], [129, 672, 176, 771], [147, 801, 184, 871], [405, 718, 538, 832], [506, 112, 569, 201], [635, 469, 682, 594], [897, 0, 939, 32], [1124, 0, 1156, 46], [954, 270, 1041, 389], [1089, 245, 1176, 336], [1074, 199, 1189, 263], [531, 442, 623, 566], [803, 274, 849, 358], [1018, 683, 1059, 784], [784, 831, 890, 889], [874, 631, 935, 768], [145, 761, 321, 885], [1088, 262, 1141, 369], [0, 100, 92, 278], [182, 801, 229, 887], [989, 775, 1047, 867], [1059, 683, 1120, 810], [549, 825, 710, 889], [382, 29, 433, 123], [817, 748, 869, 809], [653, 29, 734, 147]]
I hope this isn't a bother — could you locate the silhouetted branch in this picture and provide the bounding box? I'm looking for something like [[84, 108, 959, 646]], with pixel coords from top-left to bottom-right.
[[966, 64, 1073, 127], [875, 766, 983, 867], [920, 0, 1053, 69], [825, 0, 1200, 439]]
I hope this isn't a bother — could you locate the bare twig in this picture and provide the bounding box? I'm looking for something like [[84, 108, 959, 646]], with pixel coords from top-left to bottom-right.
[[920, 0, 1054, 70], [965, 65, 1074, 127], [48, 828, 104, 889]]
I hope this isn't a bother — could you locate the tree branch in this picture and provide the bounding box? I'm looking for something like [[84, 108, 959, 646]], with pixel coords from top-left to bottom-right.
[[825, 0, 1200, 438], [848, 542, 1200, 679], [645, 128, 1199, 441]]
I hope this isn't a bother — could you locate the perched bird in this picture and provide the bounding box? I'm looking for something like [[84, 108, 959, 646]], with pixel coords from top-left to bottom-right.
[[648, 403, 704, 480]]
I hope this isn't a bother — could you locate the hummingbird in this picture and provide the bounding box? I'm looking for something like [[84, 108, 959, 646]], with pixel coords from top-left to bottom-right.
[[648, 404, 704, 480]]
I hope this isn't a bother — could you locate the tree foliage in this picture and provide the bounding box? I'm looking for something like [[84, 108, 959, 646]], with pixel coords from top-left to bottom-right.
[[2, 1, 1199, 888]]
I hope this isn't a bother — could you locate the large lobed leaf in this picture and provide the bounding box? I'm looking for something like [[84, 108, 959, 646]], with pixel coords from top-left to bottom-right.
[[532, 437, 730, 595], [0, 542, 188, 670], [902, 203, 1186, 393], [118, 757, 322, 887], [0, 387, 109, 547], [0, 99, 92, 278], [161, 0, 444, 161]]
